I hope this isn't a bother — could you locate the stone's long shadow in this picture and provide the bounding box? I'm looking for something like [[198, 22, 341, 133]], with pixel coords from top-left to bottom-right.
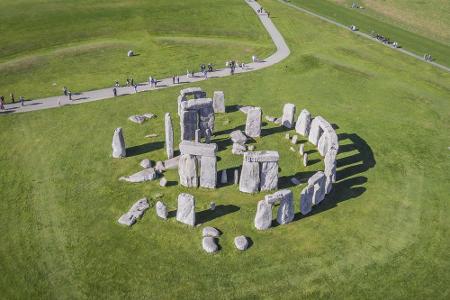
[[226, 105, 240, 113], [214, 137, 234, 151], [279, 170, 317, 189], [260, 125, 290, 137], [126, 141, 164, 157], [196, 204, 240, 224], [214, 124, 245, 137]]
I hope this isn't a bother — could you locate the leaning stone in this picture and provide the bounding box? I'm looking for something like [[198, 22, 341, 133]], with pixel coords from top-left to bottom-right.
[[202, 226, 220, 237], [232, 142, 247, 155], [295, 109, 312, 136], [245, 107, 262, 138], [164, 156, 180, 170], [254, 200, 272, 230], [234, 236, 249, 251], [299, 143, 305, 155], [176, 193, 195, 226], [178, 154, 198, 188], [112, 128, 126, 158], [291, 135, 298, 145], [220, 170, 228, 184], [308, 171, 326, 205], [159, 177, 168, 187], [155, 201, 168, 219], [200, 156, 217, 189], [118, 198, 149, 226], [276, 189, 294, 225], [155, 161, 165, 173], [230, 130, 248, 144], [281, 103, 296, 128], [140, 159, 151, 169], [119, 168, 157, 183], [202, 237, 218, 253], [212, 91, 225, 113], [239, 160, 260, 193], [164, 113, 174, 159], [300, 185, 314, 215], [303, 153, 308, 167]]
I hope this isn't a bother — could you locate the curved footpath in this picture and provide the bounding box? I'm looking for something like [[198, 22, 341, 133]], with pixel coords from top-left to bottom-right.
[[2, 0, 290, 115], [277, 0, 450, 73]]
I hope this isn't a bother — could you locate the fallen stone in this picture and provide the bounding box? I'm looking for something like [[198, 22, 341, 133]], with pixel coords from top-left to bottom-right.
[[140, 159, 151, 169], [202, 237, 218, 253], [112, 128, 126, 158], [254, 200, 272, 230], [239, 105, 255, 113], [155, 201, 168, 219], [159, 177, 168, 187], [265, 115, 277, 122], [164, 156, 180, 170], [202, 226, 220, 237], [281, 103, 296, 128], [176, 193, 195, 226], [128, 114, 154, 124], [145, 134, 158, 138], [118, 198, 149, 226], [155, 161, 165, 173], [232, 143, 247, 155], [119, 168, 157, 183], [230, 130, 248, 144], [234, 236, 249, 251]]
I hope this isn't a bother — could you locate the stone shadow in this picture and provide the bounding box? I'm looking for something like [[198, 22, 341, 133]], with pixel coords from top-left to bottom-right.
[[260, 125, 290, 137], [279, 170, 317, 189], [226, 105, 240, 113], [196, 204, 240, 224], [214, 124, 245, 136], [126, 141, 164, 157]]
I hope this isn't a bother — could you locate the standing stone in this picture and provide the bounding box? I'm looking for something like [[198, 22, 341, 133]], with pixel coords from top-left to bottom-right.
[[112, 127, 126, 158], [212, 91, 225, 113], [210, 202, 216, 211], [324, 149, 337, 183], [245, 107, 262, 138], [281, 103, 296, 128], [239, 160, 260, 193], [164, 113, 174, 159], [300, 185, 314, 215], [285, 133, 290, 140], [181, 110, 198, 141], [178, 154, 198, 187], [254, 200, 272, 230], [202, 236, 218, 253], [232, 142, 246, 155], [295, 109, 312, 136], [159, 177, 168, 187], [200, 156, 217, 188], [194, 129, 201, 143], [234, 236, 249, 251], [234, 169, 239, 185], [220, 170, 228, 184], [176, 193, 195, 226], [205, 128, 212, 143], [260, 161, 278, 191], [276, 189, 294, 225], [299, 143, 305, 156], [155, 201, 168, 219], [303, 153, 308, 167], [308, 171, 326, 205], [291, 135, 298, 145], [308, 117, 323, 145]]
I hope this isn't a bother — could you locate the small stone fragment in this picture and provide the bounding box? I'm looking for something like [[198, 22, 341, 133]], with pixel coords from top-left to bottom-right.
[[299, 143, 305, 156], [290, 147, 295, 152], [145, 133, 158, 138], [202, 237, 218, 253], [202, 226, 220, 237], [159, 177, 168, 187], [155, 161, 165, 173], [234, 236, 249, 251], [210, 202, 216, 211], [230, 130, 247, 145], [247, 145, 255, 151], [303, 153, 308, 167], [265, 116, 277, 122], [232, 143, 246, 155], [140, 159, 151, 169], [285, 133, 290, 140], [291, 135, 298, 145], [155, 201, 168, 219]]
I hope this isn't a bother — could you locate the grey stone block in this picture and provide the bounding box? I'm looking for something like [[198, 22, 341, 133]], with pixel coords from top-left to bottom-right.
[[112, 127, 126, 158], [176, 193, 195, 226]]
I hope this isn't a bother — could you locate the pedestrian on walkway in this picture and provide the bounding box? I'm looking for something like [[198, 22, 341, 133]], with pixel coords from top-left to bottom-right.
[[68, 91, 72, 101], [63, 86, 68, 96], [172, 75, 176, 84], [148, 76, 152, 86], [126, 78, 130, 86], [115, 80, 120, 87], [10, 93, 15, 103], [134, 84, 138, 93], [113, 87, 117, 97], [177, 76, 180, 84], [20, 96, 25, 107], [131, 78, 134, 86], [154, 79, 158, 87], [0, 96, 5, 110]]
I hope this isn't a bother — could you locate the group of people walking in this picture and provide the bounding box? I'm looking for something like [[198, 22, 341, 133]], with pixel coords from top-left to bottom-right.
[[0, 93, 26, 110]]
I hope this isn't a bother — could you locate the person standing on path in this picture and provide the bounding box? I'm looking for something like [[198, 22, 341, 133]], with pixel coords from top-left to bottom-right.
[[63, 86, 68, 96], [68, 91, 72, 101], [0, 96, 5, 110], [134, 84, 138, 93], [20, 96, 25, 107], [10, 93, 15, 103], [172, 75, 176, 84], [131, 78, 134, 86], [113, 87, 117, 97], [177, 76, 180, 84]]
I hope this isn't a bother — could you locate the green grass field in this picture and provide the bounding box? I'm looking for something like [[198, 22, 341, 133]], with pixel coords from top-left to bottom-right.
[[287, 0, 450, 66], [0, 0, 449, 298], [0, 0, 274, 101]]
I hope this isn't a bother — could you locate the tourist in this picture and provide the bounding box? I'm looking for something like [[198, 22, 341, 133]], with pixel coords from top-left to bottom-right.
[[154, 78, 158, 87], [134, 84, 138, 93], [20, 96, 25, 106], [113, 87, 117, 97], [63, 86, 68, 96], [131, 78, 134, 86], [115, 80, 120, 87], [172, 75, 176, 84], [126, 78, 130, 86], [148, 76, 152, 86], [177, 76, 180, 84], [68, 91, 72, 101], [0, 96, 4, 110], [204, 70, 208, 79], [10, 93, 15, 103]]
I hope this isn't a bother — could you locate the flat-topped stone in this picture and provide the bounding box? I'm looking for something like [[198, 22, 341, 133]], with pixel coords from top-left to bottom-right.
[[180, 98, 213, 110], [202, 237, 218, 253], [179, 140, 218, 157], [202, 226, 220, 237], [234, 236, 249, 251], [244, 151, 279, 162], [118, 198, 149, 226], [180, 87, 204, 97]]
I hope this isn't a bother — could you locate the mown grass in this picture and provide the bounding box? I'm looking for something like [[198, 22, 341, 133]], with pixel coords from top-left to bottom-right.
[[0, 0, 449, 298], [286, 0, 450, 66], [0, 0, 274, 101]]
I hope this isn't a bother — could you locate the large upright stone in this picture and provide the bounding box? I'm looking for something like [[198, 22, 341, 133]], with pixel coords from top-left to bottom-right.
[[164, 113, 174, 159], [180, 110, 198, 141], [276, 189, 294, 225], [295, 109, 311, 136], [178, 154, 198, 187], [254, 200, 272, 230], [308, 171, 326, 205], [155, 201, 168, 219], [308, 117, 324, 145], [281, 103, 296, 128], [300, 185, 314, 215], [245, 107, 262, 138], [176, 193, 195, 226], [324, 148, 337, 194], [112, 127, 126, 158], [200, 156, 217, 189], [212, 91, 225, 113], [239, 160, 260, 193], [220, 170, 228, 184], [260, 161, 278, 191]]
